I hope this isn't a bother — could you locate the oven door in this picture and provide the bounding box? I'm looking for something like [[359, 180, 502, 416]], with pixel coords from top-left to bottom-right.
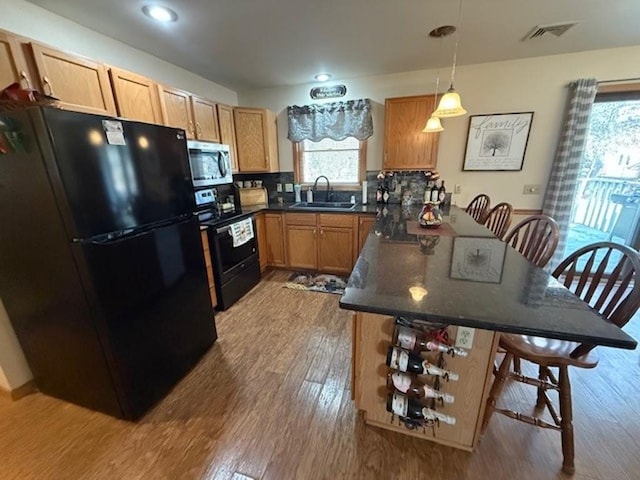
[[210, 222, 258, 279]]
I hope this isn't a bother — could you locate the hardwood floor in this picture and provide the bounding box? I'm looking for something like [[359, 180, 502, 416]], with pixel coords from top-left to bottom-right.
[[0, 270, 639, 479]]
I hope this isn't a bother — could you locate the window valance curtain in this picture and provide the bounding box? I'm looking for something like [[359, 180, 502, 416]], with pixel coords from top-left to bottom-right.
[[287, 98, 373, 143]]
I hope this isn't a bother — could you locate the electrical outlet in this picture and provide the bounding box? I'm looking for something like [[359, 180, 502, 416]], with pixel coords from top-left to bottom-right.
[[276, 183, 283, 192], [285, 183, 294, 193], [523, 184, 541, 195], [455, 326, 475, 349], [454, 184, 462, 194]]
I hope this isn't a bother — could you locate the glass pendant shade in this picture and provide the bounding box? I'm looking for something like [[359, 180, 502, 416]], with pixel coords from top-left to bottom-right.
[[422, 115, 444, 133], [432, 86, 467, 118]]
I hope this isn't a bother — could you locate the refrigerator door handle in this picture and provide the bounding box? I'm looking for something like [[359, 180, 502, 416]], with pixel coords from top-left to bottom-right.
[[74, 216, 193, 246]]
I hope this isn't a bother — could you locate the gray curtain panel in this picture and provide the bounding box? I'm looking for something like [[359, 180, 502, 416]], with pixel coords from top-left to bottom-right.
[[543, 78, 598, 268], [287, 98, 373, 143]]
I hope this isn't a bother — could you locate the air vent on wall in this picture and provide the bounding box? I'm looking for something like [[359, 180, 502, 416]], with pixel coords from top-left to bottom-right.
[[525, 22, 579, 40]]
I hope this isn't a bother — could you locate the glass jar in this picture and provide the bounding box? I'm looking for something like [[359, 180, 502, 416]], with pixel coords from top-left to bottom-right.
[[418, 201, 443, 228]]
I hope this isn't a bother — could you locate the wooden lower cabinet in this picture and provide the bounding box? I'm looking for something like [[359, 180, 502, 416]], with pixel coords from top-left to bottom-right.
[[318, 227, 353, 275], [284, 212, 356, 274], [200, 230, 217, 308], [255, 213, 268, 272], [264, 213, 286, 267], [286, 225, 317, 270], [352, 312, 499, 450], [260, 211, 375, 272], [358, 215, 376, 253]]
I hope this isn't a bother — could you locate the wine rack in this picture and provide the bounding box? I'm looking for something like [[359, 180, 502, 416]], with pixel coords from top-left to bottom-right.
[[351, 312, 499, 451], [386, 319, 462, 435]]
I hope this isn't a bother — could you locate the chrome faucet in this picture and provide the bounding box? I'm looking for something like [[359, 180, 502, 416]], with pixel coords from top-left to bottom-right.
[[313, 175, 333, 202]]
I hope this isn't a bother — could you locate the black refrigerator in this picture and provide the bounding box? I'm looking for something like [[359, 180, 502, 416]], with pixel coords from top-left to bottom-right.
[[0, 107, 217, 420]]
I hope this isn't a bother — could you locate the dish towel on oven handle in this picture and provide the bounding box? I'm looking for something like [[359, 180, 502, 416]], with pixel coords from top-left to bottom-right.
[[229, 218, 254, 247]]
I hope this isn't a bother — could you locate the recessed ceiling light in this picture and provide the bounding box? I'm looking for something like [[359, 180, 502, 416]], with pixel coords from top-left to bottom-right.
[[314, 73, 332, 82], [142, 5, 178, 23]]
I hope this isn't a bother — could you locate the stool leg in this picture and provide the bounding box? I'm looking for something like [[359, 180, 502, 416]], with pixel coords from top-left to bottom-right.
[[482, 351, 513, 433], [558, 366, 575, 475], [513, 356, 521, 374], [536, 365, 547, 408]]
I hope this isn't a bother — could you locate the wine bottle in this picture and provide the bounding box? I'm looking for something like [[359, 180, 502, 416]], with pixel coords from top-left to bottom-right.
[[423, 181, 432, 203], [387, 371, 455, 403], [438, 181, 446, 202], [393, 326, 469, 357], [386, 392, 456, 425], [386, 346, 459, 381], [430, 181, 439, 202]]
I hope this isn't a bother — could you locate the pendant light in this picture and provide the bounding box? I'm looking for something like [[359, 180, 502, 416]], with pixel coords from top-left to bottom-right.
[[433, 0, 467, 118], [423, 28, 452, 133]]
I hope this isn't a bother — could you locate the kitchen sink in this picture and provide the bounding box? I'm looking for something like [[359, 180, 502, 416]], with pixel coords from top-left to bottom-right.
[[289, 201, 356, 211]]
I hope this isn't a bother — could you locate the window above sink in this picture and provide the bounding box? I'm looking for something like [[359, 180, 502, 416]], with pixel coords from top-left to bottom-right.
[[294, 137, 366, 190]]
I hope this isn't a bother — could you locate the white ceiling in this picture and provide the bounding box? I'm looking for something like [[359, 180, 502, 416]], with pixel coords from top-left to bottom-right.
[[25, 0, 640, 91]]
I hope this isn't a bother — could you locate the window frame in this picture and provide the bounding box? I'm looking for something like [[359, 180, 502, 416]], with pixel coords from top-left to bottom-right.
[[292, 138, 367, 190]]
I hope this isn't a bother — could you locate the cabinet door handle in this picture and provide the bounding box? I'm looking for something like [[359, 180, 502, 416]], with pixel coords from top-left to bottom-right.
[[189, 120, 195, 137], [42, 76, 54, 96], [313, 229, 316, 237], [20, 71, 31, 90], [196, 122, 202, 137]]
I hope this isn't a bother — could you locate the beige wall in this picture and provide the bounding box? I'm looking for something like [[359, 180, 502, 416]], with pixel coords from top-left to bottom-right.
[[0, 299, 31, 391], [2, 0, 238, 105], [238, 45, 640, 209]]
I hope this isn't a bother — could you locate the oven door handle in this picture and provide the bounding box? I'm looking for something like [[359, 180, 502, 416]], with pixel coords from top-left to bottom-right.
[[215, 226, 231, 235]]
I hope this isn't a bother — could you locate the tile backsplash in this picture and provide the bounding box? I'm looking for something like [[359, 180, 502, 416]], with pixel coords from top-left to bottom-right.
[[232, 170, 448, 205]]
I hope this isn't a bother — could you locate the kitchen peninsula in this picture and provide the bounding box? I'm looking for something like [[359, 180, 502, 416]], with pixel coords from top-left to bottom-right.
[[340, 205, 636, 450]]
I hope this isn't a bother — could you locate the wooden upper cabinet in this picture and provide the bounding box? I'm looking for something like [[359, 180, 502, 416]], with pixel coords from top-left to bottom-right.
[[158, 85, 194, 138], [108, 67, 162, 123], [191, 96, 220, 142], [0, 31, 31, 90], [383, 95, 440, 170], [217, 103, 239, 172], [234, 107, 279, 173], [29, 42, 116, 116]]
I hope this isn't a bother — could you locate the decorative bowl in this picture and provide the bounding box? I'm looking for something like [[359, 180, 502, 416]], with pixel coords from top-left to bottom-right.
[[418, 201, 443, 228]]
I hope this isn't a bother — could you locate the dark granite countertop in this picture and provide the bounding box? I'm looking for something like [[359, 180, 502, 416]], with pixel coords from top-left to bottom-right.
[[339, 205, 637, 350]]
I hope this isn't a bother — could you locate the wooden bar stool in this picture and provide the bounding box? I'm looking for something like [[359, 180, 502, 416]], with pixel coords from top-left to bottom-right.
[[503, 214, 560, 268], [483, 202, 513, 239], [482, 242, 640, 475], [465, 194, 491, 223]]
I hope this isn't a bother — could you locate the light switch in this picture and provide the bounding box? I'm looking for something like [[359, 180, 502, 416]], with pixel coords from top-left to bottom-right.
[[285, 183, 294, 193], [276, 183, 283, 192]]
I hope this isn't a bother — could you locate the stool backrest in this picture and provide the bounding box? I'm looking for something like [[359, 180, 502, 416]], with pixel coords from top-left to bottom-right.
[[465, 194, 491, 223], [504, 214, 560, 268], [483, 202, 513, 239], [552, 241, 640, 357]]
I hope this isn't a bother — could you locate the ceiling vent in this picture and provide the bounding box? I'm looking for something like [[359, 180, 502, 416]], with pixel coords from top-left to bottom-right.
[[525, 22, 579, 40]]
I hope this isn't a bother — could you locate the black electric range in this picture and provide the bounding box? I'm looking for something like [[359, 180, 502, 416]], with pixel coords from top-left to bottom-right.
[[195, 188, 261, 310]]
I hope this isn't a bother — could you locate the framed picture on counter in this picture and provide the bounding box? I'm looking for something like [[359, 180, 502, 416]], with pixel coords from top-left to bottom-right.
[[450, 236, 507, 284], [462, 112, 534, 171]]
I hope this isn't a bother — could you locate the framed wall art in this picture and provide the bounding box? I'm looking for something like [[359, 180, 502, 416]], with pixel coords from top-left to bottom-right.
[[462, 112, 534, 171]]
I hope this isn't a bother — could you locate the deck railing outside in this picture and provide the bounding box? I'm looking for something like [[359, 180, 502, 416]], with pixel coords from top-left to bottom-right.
[[570, 177, 640, 235]]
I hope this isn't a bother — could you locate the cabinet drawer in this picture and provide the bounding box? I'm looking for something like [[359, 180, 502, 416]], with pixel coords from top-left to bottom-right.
[[285, 212, 317, 226], [319, 213, 354, 228]]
